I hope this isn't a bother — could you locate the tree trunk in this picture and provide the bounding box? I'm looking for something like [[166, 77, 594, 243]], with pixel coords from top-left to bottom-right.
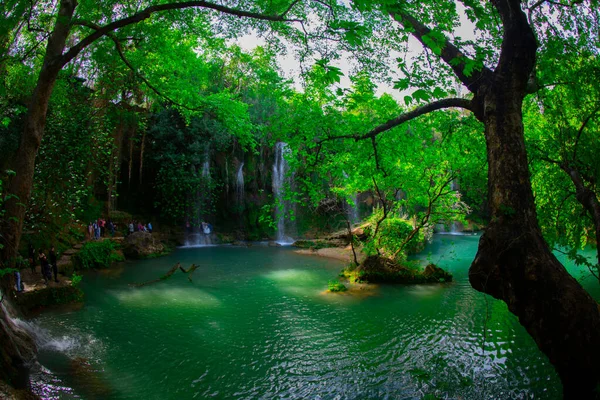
[[139, 130, 146, 185], [1, 0, 77, 266], [0, 0, 77, 391], [470, 89, 600, 399], [468, 2, 600, 397]]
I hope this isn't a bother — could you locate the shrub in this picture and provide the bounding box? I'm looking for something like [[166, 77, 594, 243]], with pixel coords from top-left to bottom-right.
[[363, 211, 426, 262], [71, 273, 83, 286], [73, 240, 123, 270], [328, 280, 348, 292]]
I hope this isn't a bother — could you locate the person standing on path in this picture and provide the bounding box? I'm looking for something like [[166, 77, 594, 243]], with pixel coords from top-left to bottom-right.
[[14, 269, 23, 292], [49, 246, 59, 283], [39, 250, 51, 284]]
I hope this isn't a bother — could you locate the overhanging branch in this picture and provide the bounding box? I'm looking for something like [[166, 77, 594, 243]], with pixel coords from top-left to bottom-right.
[[318, 98, 472, 144], [389, 11, 493, 94], [62, 0, 302, 67], [360, 98, 472, 140]]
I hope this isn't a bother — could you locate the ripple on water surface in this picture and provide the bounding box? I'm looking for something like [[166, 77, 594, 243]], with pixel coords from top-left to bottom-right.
[[27, 238, 576, 399]]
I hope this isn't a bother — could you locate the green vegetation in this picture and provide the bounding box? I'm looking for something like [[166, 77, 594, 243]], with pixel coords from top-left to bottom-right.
[[327, 280, 348, 292], [71, 273, 83, 287], [0, 0, 599, 395], [73, 241, 124, 270], [340, 257, 452, 284]]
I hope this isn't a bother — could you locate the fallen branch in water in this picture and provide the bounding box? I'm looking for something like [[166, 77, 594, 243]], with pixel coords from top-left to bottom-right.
[[129, 263, 181, 287], [179, 264, 199, 282]]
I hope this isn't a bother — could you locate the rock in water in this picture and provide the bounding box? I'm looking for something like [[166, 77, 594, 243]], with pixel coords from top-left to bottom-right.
[[123, 232, 164, 259]]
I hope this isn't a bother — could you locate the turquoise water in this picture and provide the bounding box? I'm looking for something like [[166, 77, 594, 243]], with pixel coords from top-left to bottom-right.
[[28, 235, 599, 399]]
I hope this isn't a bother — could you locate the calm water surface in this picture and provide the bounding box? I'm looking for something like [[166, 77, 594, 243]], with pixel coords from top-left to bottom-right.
[[29, 235, 599, 399]]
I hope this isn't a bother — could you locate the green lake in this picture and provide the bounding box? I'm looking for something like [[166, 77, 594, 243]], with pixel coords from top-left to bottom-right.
[[26, 234, 599, 399]]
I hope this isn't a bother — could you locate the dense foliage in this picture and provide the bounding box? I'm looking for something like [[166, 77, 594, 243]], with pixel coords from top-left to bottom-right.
[[73, 240, 124, 270], [1, 0, 600, 394]]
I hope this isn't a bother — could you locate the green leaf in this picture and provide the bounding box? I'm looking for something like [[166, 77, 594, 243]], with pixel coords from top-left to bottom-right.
[[412, 89, 431, 102]]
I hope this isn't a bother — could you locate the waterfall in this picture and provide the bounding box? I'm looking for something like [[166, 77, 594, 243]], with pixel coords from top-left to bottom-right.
[[202, 145, 210, 183], [273, 142, 295, 244], [183, 144, 215, 247], [183, 231, 215, 247], [349, 193, 359, 223], [236, 162, 245, 207], [436, 177, 466, 235], [342, 171, 360, 224]]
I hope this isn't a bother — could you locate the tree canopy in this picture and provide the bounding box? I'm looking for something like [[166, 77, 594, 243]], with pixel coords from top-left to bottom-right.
[[1, 0, 600, 397]]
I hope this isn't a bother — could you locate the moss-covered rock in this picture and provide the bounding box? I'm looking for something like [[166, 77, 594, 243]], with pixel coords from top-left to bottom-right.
[[14, 286, 84, 316], [122, 232, 165, 259], [347, 256, 452, 284], [422, 263, 453, 282]]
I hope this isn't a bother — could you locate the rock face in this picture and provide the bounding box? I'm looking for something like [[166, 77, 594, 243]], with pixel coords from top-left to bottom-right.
[[0, 297, 37, 392], [123, 232, 165, 259], [15, 286, 84, 317]]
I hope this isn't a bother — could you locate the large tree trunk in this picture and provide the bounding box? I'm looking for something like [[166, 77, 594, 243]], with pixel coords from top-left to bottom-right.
[[0, 0, 76, 266], [0, 0, 77, 392], [469, 3, 600, 397], [470, 88, 600, 399]]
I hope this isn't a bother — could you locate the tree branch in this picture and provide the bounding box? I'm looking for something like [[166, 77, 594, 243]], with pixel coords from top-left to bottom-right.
[[389, 11, 493, 94], [75, 21, 205, 112], [573, 104, 600, 162], [62, 0, 302, 67], [317, 98, 472, 144], [359, 98, 472, 140]]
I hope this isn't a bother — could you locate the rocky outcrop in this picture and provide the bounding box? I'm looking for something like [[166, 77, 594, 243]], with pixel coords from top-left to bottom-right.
[[346, 256, 452, 284], [122, 232, 165, 259], [423, 263, 453, 282], [0, 294, 37, 395], [14, 286, 83, 317]]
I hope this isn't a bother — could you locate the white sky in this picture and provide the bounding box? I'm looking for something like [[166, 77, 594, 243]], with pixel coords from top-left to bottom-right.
[[235, 5, 478, 99]]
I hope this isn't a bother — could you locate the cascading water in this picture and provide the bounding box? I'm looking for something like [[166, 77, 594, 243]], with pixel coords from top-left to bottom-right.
[[202, 145, 210, 183], [343, 171, 360, 224], [348, 193, 360, 223], [437, 178, 467, 235], [272, 142, 295, 244], [236, 162, 245, 208], [183, 144, 215, 247]]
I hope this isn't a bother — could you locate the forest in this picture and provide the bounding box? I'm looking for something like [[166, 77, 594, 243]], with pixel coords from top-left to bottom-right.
[[0, 0, 599, 399]]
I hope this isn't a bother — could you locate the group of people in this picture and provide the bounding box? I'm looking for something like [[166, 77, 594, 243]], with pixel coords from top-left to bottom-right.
[[185, 220, 212, 234], [127, 221, 153, 235], [22, 244, 59, 289], [88, 218, 116, 240], [201, 221, 212, 234]]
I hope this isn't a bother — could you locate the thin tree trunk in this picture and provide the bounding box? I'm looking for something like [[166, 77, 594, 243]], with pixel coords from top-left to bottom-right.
[[560, 163, 600, 269], [139, 129, 146, 185], [128, 137, 134, 188]]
